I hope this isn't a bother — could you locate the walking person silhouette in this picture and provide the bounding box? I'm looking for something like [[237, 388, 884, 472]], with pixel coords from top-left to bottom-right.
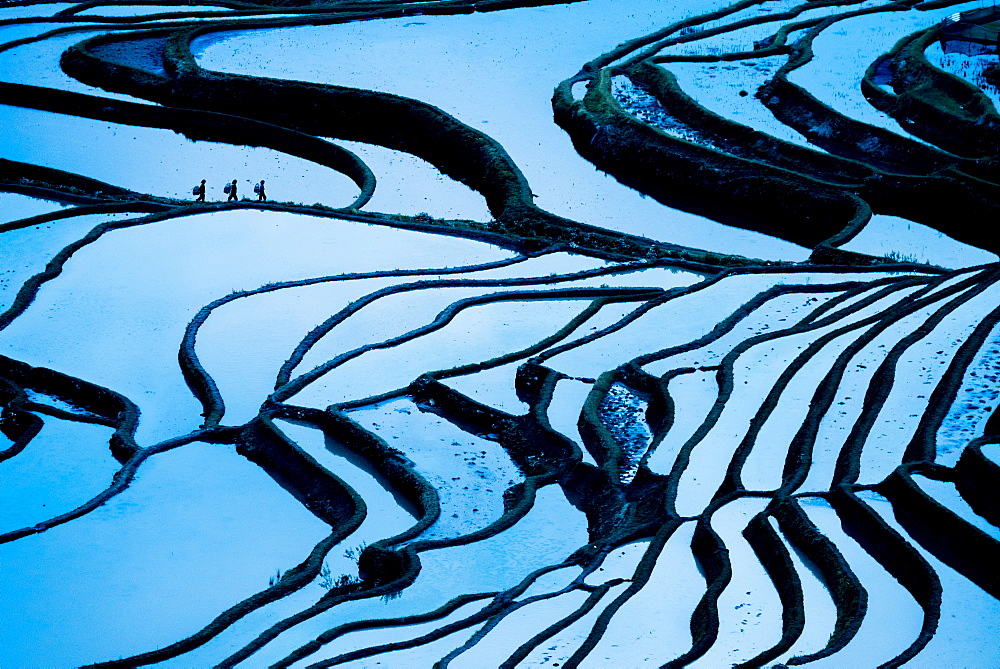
[[227, 179, 238, 202], [255, 180, 266, 201]]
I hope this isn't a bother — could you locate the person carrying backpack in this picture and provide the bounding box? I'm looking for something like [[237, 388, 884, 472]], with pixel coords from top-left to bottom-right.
[[254, 180, 266, 202], [226, 179, 238, 202], [193, 179, 206, 202]]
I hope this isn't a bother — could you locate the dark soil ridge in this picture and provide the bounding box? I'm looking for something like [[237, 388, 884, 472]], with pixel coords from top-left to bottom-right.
[[553, 0, 1000, 259], [555, 69, 867, 248], [53, 22, 808, 268], [268, 280, 669, 403], [0, 81, 377, 209], [179, 254, 539, 428], [72, 263, 674, 666], [354, 265, 992, 667], [866, 22, 1000, 159], [570, 264, 1000, 665], [1, 81, 765, 268], [0, 0, 587, 28], [10, 258, 986, 667]]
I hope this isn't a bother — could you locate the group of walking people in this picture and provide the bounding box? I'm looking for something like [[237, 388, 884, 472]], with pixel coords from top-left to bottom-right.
[[194, 179, 267, 202]]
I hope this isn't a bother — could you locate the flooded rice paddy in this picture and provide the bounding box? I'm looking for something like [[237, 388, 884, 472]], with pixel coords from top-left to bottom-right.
[[4, 0, 1000, 666]]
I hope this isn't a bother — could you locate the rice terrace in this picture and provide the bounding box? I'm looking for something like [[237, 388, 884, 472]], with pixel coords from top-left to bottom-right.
[[4, 0, 1000, 666]]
